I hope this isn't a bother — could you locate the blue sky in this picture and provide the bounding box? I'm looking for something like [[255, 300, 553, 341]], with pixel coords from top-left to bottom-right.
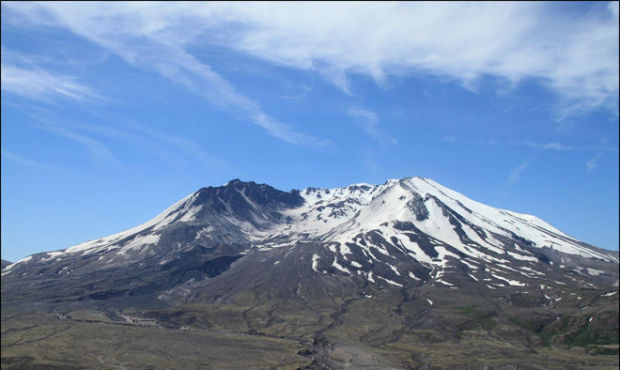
[[1, 2, 618, 262]]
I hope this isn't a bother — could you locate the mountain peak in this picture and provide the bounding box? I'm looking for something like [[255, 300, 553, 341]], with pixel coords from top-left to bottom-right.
[[225, 178, 244, 186], [222, 178, 261, 188]]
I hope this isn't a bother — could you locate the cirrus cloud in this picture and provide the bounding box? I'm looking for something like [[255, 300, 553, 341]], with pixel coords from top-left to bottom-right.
[[1, 63, 99, 103], [3, 1, 618, 120]]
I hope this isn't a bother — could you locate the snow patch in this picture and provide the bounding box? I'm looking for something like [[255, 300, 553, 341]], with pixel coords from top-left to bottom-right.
[[332, 258, 351, 274], [491, 273, 525, 287], [408, 271, 421, 280], [118, 233, 161, 255], [586, 268, 604, 276], [507, 251, 538, 262], [375, 275, 403, 287], [367, 271, 375, 283], [311, 254, 320, 272]]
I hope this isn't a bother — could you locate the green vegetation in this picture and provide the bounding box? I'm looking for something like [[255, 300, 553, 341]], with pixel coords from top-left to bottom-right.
[[2, 286, 617, 369], [456, 305, 497, 331], [1, 312, 308, 369]]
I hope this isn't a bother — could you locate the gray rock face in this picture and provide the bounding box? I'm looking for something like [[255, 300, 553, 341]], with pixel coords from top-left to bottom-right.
[[406, 192, 429, 221], [193, 179, 304, 228]]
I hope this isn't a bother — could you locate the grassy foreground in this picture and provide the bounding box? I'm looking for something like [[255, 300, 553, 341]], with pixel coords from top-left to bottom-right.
[[2, 286, 618, 369]]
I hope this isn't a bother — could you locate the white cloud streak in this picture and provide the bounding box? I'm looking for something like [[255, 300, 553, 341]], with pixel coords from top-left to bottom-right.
[[586, 152, 603, 173], [28, 118, 229, 171], [155, 2, 617, 116], [443, 135, 618, 153], [1, 62, 98, 103], [4, 2, 616, 134], [128, 124, 229, 169], [33, 122, 124, 170], [507, 154, 538, 185], [2, 2, 328, 147], [347, 108, 397, 145], [1, 148, 69, 173]]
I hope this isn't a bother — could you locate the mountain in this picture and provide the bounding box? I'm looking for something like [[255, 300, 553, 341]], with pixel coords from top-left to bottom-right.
[[2, 177, 618, 369], [1, 260, 11, 269], [3, 177, 617, 303]]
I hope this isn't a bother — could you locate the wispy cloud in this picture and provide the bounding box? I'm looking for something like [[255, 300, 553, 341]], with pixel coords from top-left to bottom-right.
[[1, 62, 99, 103], [1, 148, 70, 173], [149, 47, 328, 147], [33, 122, 124, 170], [2, 3, 328, 148], [39, 1, 613, 117], [27, 116, 229, 171], [3, 3, 615, 143], [508, 161, 529, 184], [443, 135, 618, 153], [507, 154, 539, 185], [347, 108, 397, 145], [222, 1, 616, 117], [586, 152, 603, 173], [129, 124, 229, 169]]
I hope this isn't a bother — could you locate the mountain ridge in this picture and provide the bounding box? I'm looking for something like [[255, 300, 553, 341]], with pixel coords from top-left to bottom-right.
[[2, 177, 618, 369], [2, 176, 617, 304]]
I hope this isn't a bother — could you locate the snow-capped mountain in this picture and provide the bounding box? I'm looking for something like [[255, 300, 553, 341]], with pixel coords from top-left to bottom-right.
[[2, 177, 617, 307], [3, 177, 618, 370]]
